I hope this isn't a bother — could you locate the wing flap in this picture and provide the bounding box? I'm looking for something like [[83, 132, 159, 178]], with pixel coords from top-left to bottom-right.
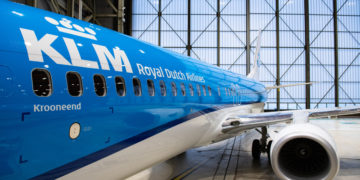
[[222, 112, 292, 133], [222, 106, 360, 134], [309, 106, 360, 119]]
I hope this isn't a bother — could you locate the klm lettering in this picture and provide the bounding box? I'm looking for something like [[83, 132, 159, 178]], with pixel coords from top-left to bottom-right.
[[20, 28, 133, 73]]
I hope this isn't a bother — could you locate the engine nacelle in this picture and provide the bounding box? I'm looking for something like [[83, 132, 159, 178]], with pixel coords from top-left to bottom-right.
[[270, 123, 339, 180]]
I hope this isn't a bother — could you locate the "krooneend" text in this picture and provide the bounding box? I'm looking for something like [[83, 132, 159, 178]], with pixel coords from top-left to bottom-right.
[[34, 103, 81, 112]]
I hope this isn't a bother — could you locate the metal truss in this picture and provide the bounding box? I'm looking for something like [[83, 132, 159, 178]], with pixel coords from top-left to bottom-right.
[[310, 0, 360, 108], [132, 0, 359, 110], [22, 0, 126, 33]]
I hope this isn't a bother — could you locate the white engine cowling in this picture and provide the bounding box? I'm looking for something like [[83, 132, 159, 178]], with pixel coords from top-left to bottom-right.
[[270, 123, 339, 180]]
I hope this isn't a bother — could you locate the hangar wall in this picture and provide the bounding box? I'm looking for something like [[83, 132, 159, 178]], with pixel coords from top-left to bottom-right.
[[132, 0, 360, 110]]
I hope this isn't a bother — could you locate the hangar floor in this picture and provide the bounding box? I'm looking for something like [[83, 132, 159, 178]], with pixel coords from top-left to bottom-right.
[[127, 118, 360, 180]]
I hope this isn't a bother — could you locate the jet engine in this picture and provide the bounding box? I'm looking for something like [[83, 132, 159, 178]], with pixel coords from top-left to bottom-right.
[[270, 123, 339, 180]]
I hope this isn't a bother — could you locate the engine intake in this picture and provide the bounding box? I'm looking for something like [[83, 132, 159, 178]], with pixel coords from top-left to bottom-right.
[[270, 123, 339, 180]]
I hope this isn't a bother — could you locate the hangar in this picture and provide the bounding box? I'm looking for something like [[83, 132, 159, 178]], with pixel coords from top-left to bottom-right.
[[15, 0, 359, 110], [7, 0, 360, 179]]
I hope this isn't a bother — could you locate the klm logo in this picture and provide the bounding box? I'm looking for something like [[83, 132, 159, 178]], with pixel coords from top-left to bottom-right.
[[20, 17, 133, 73]]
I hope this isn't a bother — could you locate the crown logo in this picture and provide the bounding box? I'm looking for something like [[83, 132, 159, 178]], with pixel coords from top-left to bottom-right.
[[44, 17, 97, 40]]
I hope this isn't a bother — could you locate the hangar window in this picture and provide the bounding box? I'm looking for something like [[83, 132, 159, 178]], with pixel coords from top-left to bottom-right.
[[171, 82, 177, 96], [208, 86, 212, 96], [217, 86, 221, 96], [115, 76, 126, 96], [196, 84, 201, 96], [180, 83, 186, 96], [133, 78, 142, 96], [147, 79, 155, 96], [32, 69, 52, 97], [93, 74, 107, 96], [159, 80, 166, 96], [189, 84, 194, 96], [202, 85, 206, 96], [66, 72, 83, 96]]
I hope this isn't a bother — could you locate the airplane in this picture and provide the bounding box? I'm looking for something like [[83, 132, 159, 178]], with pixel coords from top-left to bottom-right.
[[0, 1, 359, 179]]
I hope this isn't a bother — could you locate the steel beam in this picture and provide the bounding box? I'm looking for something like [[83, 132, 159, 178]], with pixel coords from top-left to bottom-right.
[[25, 0, 37, 7], [246, 0, 250, 74], [50, 0, 61, 14], [216, 0, 220, 67], [333, 0, 339, 107], [117, 0, 124, 33], [78, 0, 83, 20], [93, 0, 96, 24], [158, 0, 162, 46], [81, 0, 93, 13], [304, 0, 311, 109], [67, 0, 75, 17], [106, 0, 118, 12], [187, 0, 191, 56], [124, 0, 132, 35], [96, 14, 117, 17], [276, 0, 280, 110]]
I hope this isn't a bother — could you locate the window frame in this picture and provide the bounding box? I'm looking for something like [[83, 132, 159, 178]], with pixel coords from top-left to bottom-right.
[[147, 79, 155, 96], [66, 71, 83, 97], [31, 68, 53, 97], [189, 83, 194, 96], [180, 83, 186, 96], [196, 84, 201, 96], [171, 82, 177, 96], [93, 74, 107, 97], [115, 76, 126, 96], [159, 80, 167, 96], [132, 78, 142, 96], [202, 85, 207, 96]]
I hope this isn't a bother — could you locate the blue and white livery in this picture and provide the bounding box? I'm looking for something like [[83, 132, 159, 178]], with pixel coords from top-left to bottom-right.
[[0, 1, 359, 180]]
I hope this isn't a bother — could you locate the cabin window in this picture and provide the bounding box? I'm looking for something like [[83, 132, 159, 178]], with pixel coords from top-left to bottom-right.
[[217, 86, 221, 96], [171, 82, 177, 96], [189, 84, 194, 96], [115, 76, 126, 96], [147, 79, 155, 96], [196, 84, 201, 96], [93, 74, 107, 96], [202, 85, 206, 96], [208, 86, 212, 96], [32, 69, 52, 97], [180, 83, 186, 96], [133, 78, 142, 96], [159, 80, 166, 96], [66, 72, 83, 96]]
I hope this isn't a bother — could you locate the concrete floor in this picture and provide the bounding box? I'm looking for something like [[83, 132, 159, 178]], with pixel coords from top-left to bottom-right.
[[128, 118, 360, 180]]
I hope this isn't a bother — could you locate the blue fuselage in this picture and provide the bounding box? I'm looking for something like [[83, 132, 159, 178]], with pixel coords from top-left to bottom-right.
[[0, 1, 266, 179]]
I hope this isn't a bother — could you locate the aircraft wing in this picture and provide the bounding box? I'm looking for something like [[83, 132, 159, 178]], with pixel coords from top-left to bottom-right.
[[222, 106, 360, 134]]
